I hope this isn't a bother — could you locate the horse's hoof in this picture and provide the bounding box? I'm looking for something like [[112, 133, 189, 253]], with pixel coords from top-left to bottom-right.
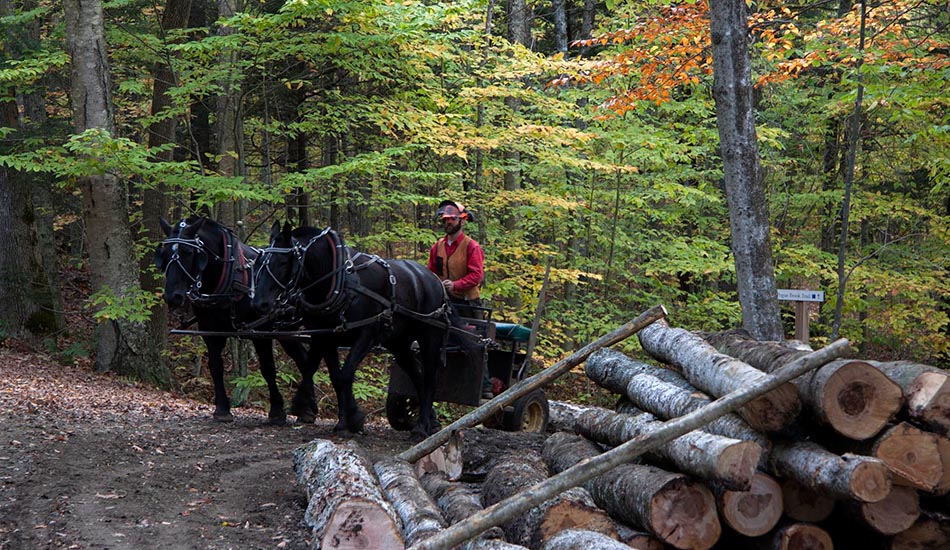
[[349, 410, 366, 433], [295, 412, 316, 424], [267, 414, 288, 426], [291, 404, 317, 424], [213, 412, 234, 423]]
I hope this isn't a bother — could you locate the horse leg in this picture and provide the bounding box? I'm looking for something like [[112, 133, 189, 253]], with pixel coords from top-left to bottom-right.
[[279, 339, 318, 423], [410, 334, 444, 439], [330, 334, 372, 434], [204, 336, 233, 422], [252, 339, 287, 425]]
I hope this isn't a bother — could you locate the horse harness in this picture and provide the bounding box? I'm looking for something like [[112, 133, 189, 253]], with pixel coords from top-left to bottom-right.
[[258, 228, 453, 336], [160, 221, 255, 308]]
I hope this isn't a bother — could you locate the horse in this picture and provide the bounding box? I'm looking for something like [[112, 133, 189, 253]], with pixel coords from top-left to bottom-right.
[[154, 216, 319, 424], [251, 222, 461, 439]]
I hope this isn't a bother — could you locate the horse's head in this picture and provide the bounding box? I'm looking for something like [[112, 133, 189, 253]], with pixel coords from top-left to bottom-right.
[[252, 221, 301, 315], [154, 216, 215, 308]]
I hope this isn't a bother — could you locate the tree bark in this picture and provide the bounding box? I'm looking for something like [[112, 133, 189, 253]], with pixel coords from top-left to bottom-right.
[[846, 485, 920, 535], [419, 472, 511, 545], [64, 0, 167, 384], [552, 0, 567, 55], [414, 431, 463, 481], [586, 348, 694, 392], [638, 319, 801, 432], [708, 0, 783, 340], [613, 525, 665, 550], [540, 529, 630, 550], [482, 450, 616, 548], [542, 432, 721, 549], [460, 428, 547, 478], [374, 458, 446, 547], [703, 331, 903, 440], [709, 472, 783, 537], [780, 480, 835, 523], [550, 401, 761, 490], [620, 372, 771, 453], [293, 439, 404, 549], [866, 360, 950, 436], [768, 440, 891, 502], [214, 0, 245, 227], [890, 510, 950, 550]]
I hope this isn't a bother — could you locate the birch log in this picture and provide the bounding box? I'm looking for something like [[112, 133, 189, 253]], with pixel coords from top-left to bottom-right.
[[637, 319, 801, 432], [767, 440, 892, 502], [586, 348, 694, 393], [568, 403, 761, 490], [542, 432, 721, 549], [854, 421, 945, 492], [622, 373, 771, 452], [373, 457, 446, 547], [781, 480, 835, 523], [481, 450, 617, 548], [460, 428, 547, 478], [846, 485, 920, 535], [614, 524, 665, 550], [703, 330, 902, 440], [866, 360, 950, 436], [419, 472, 511, 546], [709, 472, 784, 537], [539, 529, 633, 550], [890, 510, 950, 550], [293, 439, 403, 550]]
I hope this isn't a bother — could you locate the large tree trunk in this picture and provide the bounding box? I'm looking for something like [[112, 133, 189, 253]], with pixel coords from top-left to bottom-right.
[[708, 0, 783, 340], [481, 450, 617, 548], [709, 472, 783, 537], [542, 432, 721, 549], [767, 440, 891, 502], [64, 0, 167, 384], [703, 331, 903, 439], [549, 401, 761, 490], [294, 439, 404, 549], [866, 360, 950, 436], [638, 319, 801, 432], [374, 458, 446, 547]]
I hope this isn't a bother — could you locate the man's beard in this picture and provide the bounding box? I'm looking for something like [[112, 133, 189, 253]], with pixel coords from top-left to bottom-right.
[[443, 221, 461, 235]]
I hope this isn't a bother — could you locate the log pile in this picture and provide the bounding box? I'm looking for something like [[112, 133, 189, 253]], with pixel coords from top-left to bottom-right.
[[289, 314, 946, 550]]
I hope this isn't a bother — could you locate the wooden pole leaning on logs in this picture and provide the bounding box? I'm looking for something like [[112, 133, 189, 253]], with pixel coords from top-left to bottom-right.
[[406, 338, 852, 550], [637, 319, 803, 433], [548, 400, 762, 490], [701, 329, 904, 440], [398, 304, 669, 464]]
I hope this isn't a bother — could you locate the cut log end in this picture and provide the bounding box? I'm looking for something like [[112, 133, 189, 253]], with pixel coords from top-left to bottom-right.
[[649, 478, 721, 549], [908, 371, 950, 435], [821, 361, 902, 440], [846, 456, 892, 503], [781, 480, 835, 523], [855, 485, 921, 536], [322, 498, 404, 550], [740, 384, 801, 433], [875, 422, 944, 491], [775, 523, 833, 550], [719, 473, 783, 537], [538, 500, 618, 544], [717, 441, 763, 489]]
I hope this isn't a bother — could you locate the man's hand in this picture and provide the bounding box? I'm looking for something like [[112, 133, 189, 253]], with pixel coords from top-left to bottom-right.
[[442, 279, 454, 292]]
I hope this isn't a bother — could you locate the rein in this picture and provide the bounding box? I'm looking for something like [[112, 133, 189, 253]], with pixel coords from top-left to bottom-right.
[[161, 222, 253, 306]]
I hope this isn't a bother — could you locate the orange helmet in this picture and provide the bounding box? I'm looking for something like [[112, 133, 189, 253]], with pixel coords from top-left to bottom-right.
[[435, 200, 473, 222]]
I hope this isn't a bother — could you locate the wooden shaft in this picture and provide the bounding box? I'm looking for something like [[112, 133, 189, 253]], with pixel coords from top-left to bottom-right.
[[398, 304, 668, 463], [407, 338, 851, 550]]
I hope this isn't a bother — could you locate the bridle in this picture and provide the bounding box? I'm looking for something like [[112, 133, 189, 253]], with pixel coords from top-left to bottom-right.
[[159, 220, 251, 305]]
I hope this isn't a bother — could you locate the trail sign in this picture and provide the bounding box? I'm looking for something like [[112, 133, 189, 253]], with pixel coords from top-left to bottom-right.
[[777, 289, 825, 302]]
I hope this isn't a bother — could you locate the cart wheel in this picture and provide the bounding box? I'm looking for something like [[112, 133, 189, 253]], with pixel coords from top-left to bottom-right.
[[503, 390, 549, 433], [385, 393, 419, 431]]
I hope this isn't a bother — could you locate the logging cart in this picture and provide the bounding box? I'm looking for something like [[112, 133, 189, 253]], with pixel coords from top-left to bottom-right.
[[385, 312, 550, 433]]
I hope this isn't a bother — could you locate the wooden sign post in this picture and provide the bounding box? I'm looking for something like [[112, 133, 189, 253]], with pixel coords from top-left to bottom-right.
[[777, 289, 825, 344]]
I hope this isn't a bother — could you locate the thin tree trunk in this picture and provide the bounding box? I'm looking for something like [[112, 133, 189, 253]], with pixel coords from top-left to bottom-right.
[[709, 0, 783, 340], [374, 457, 446, 547], [64, 0, 168, 385], [552, 0, 567, 55]]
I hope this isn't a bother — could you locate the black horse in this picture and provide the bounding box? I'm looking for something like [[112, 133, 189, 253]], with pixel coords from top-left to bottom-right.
[[154, 216, 318, 424], [252, 222, 458, 439]]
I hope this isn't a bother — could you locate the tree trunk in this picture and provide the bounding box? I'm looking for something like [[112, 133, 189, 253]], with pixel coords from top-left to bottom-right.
[[552, 0, 567, 55], [708, 0, 783, 340], [460, 428, 547, 478], [481, 450, 617, 548], [709, 472, 783, 537], [419, 472, 512, 545], [542, 432, 721, 549], [638, 319, 801, 432], [890, 510, 950, 550], [720, 521, 833, 550], [293, 439, 404, 549], [866, 360, 950, 436], [846, 485, 920, 535], [374, 457, 446, 547], [703, 331, 903, 440], [618, 370, 771, 452], [780, 480, 835, 523], [214, 0, 245, 227], [586, 348, 694, 392], [540, 529, 630, 550], [550, 401, 761, 490], [64, 0, 168, 384], [768, 440, 891, 502]]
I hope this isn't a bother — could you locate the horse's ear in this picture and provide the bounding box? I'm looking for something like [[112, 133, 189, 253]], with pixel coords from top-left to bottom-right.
[[281, 222, 292, 240], [269, 221, 281, 243], [159, 217, 172, 237]]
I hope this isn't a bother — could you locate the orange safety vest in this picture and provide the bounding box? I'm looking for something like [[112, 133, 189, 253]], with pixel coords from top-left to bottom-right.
[[435, 235, 480, 301]]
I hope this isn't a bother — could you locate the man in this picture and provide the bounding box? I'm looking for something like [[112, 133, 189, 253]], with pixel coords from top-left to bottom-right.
[[428, 200, 485, 319]]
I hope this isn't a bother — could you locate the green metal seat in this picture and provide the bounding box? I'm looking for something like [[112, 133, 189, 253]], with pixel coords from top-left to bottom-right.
[[494, 322, 531, 342]]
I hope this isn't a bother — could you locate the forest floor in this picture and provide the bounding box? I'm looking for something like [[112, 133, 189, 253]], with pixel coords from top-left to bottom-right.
[[0, 347, 417, 550]]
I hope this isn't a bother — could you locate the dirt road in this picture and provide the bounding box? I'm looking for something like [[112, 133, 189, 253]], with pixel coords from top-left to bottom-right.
[[0, 349, 412, 550]]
